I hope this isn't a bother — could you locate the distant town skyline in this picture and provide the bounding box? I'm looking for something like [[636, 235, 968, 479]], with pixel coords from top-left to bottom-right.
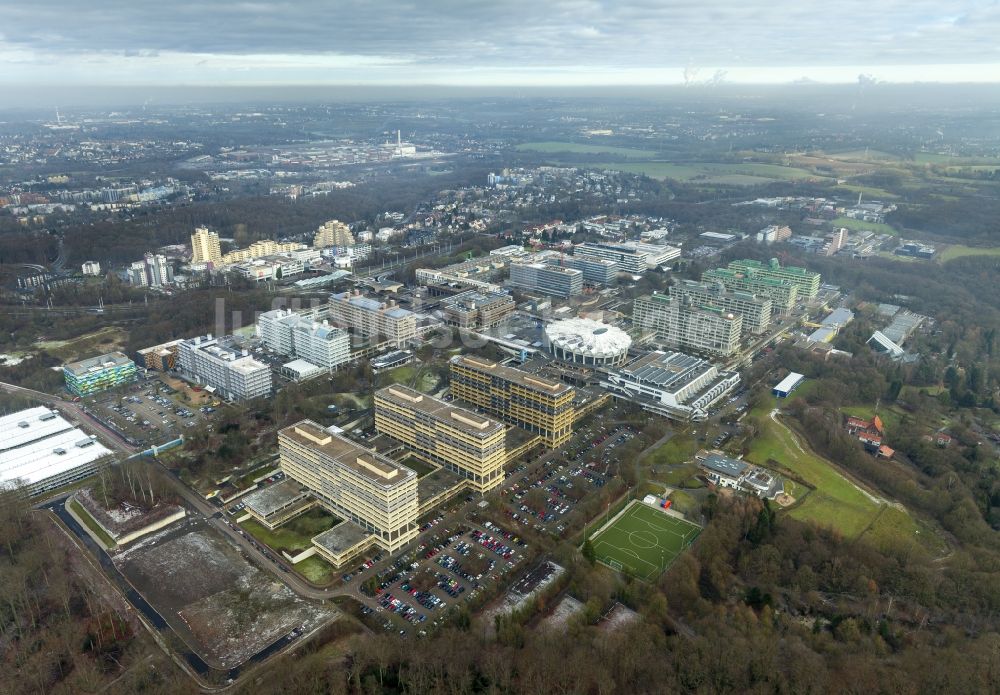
[[2, 0, 999, 88]]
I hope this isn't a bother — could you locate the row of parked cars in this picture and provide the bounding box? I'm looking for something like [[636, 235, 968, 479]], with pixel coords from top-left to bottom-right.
[[377, 593, 427, 625]]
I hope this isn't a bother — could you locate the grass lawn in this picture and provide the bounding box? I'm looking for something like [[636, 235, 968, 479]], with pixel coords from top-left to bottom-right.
[[516, 141, 657, 158], [937, 245, 1000, 263], [752, 398, 932, 549], [241, 508, 341, 554], [647, 435, 699, 467], [829, 216, 899, 236], [660, 464, 698, 486], [748, 397, 895, 540], [585, 160, 823, 184], [834, 182, 899, 199], [295, 555, 336, 585], [69, 498, 116, 548], [401, 455, 437, 479], [590, 501, 701, 581]]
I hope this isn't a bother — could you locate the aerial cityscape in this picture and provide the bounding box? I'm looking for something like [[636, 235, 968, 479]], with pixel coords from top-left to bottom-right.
[[2, 2, 1000, 694]]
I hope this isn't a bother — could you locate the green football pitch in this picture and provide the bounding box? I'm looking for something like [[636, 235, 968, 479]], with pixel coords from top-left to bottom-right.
[[589, 501, 701, 581]]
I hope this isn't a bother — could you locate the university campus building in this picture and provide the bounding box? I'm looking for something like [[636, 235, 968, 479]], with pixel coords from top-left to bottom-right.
[[374, 385, 507, 493], [449, 355, 576, 447]]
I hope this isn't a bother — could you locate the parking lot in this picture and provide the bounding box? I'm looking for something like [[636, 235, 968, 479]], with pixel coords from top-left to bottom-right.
[[499, 424, 636, 537], [88, 375, 210, 443], [352, 519, 528, 636]]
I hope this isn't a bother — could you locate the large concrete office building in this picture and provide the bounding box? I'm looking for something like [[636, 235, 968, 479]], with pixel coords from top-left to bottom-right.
[[449, 355, 576, 447], [508, 261, 583, 298], [727, 259, 821, 299], [63, 352, 137, 397], [702, 266, 798, 314], [279, 420, 419, 556], [258, 308, 351, 370], [539, 252, 621, 285], [0, 407, 114, 496], [604, 351, 740, 421], [178, 335, 272, 401], [669, 280, 773, 335], [328, 291, 416, 348], [374, 385, 507, 493], [633, 294, 743, 357], [575, 242, 648, 274], [439, 290, 515, 329]]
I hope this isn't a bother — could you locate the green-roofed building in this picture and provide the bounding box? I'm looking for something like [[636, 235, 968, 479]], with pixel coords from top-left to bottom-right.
[[702, 267, 799, 314], [727, 258, 821, 299], [633, 293, 743, 357]]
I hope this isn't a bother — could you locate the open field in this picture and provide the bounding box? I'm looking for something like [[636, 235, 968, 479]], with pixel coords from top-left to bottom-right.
[[937, 245, 1000, 262], [747, 399, 930, 543], [294, 555, 336, 584], [829, 216, 899, 236], [748, 397, 921, 543], [590, 501, 700, 581], [240, 508, 340, 555], [116, 520, 335, 669], [516, 141, 657, 158], [35, 326, 128, 361], [586, 160, 824, 184]]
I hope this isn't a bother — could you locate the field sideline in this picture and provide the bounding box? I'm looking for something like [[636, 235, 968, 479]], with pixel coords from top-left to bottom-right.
[[589, 501, 700, 581]]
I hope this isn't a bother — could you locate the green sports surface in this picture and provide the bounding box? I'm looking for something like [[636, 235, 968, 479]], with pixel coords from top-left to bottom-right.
[[590, 501, 701, 581]]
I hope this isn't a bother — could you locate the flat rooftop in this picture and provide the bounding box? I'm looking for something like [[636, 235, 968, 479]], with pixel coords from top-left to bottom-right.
[[281, 420, 416, 488], [377, 385, 505, 438], [0, 425, 112, 488], [312, 520, 372, 555], [699, 452, 748, 478], [417, 465, 465, 501], [64, 351, 133, 376], [619, 351, 717, 393], [242, 479, 309, 518], [0, 407, 74, 451], [774, 372, 805, 393], [451, 355, 573, 397]]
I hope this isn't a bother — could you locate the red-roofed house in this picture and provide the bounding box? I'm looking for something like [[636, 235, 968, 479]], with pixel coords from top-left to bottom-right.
[[846, 413, 888, 455]]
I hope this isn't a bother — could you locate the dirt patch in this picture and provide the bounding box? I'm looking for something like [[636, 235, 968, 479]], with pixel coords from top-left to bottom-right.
[[540, 596, 584, 631], [775, 493, 796, 507], [115, 518, 335, 669]]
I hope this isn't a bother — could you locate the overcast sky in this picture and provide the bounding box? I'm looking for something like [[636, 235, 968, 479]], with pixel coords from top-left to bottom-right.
[[2, 0, 999, 87]]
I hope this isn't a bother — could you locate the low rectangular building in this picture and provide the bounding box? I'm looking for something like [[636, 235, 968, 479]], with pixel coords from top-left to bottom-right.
[[63, 352, 137, 397], [508, 261, 583, 298], [604, 351, 740, 420], [0, 407, 113, 496], [136, 339, 184, 371], [772, 372, 805, 398]]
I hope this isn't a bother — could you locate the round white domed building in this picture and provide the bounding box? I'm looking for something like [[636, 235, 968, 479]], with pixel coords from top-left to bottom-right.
[[543, 318, 632, 367]]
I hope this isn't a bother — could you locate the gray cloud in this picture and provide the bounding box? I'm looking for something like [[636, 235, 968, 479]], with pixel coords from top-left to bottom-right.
[[2, 0, 1000, 83]]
